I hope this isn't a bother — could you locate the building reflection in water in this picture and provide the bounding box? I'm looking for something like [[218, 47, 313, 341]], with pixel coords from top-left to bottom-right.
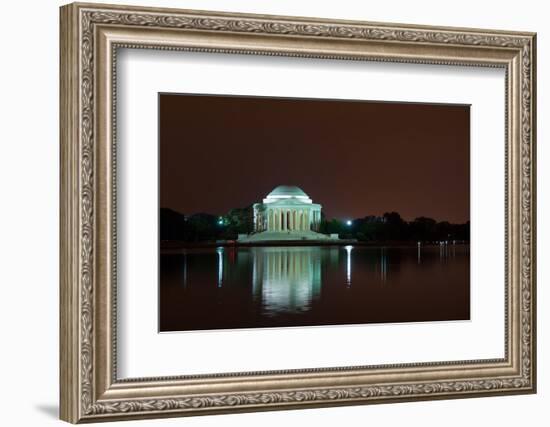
[[209, 245, 433, 316], [161, 244, 471, 331], [251, 247, 322, 315]]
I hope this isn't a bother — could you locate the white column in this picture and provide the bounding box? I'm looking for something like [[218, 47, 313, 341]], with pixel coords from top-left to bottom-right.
[[289, 210, 293, 231], [315, 210, 319, 231], [290, 210, 292, 231], [314, 211, 317, 230], [286, 209, 292, 231], [316, 210, 319, 230], [313, 211, 317, 231], [290, 210, 293, 231]]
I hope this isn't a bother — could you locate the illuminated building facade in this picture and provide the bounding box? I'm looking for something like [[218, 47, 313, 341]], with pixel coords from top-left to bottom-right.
[[253, 185, 322, 233], [238, 185, 339, 242]]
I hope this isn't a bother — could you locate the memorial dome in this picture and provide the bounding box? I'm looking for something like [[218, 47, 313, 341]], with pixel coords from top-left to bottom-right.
[[248, 185, 324, 236], [266, 185, 309, 199]]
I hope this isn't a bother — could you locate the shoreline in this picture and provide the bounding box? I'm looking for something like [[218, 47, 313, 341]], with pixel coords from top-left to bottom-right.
[[160, 239, 470, 251]]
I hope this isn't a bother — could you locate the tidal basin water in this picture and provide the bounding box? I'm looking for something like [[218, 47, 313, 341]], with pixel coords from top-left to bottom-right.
[[159, 245, 470, 332]]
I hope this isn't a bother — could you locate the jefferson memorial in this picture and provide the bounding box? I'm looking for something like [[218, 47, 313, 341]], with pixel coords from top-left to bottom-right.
[[238, 185, 338, 242]]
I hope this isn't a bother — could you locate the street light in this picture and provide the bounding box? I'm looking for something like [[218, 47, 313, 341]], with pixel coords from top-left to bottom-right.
[[346, 220, 352, 226]]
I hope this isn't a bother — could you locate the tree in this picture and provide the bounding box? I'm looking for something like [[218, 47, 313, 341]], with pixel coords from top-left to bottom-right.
[[357, 216, 384, 241], [434, 221, 452, 241], [225, 205, 254, 237], [382, 212, 407, 241], [159, 208, 187, 240], [255, 204, 267, 232], [325, 218, 345, 236], [409, 217, 437, 241], [188, 213, 219, 241]]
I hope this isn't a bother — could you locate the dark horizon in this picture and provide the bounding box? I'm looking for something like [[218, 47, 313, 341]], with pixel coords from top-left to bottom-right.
[[160, 206, 469, 226], [160, 93, 470, 223]]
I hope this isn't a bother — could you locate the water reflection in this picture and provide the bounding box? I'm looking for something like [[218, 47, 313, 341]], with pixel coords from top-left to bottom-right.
[[216, 247, 224, 287], [160, 244, 470, 331], [251, 247, 322, 315], [345, 245, 352, 287], [182, 252, 188, 288], [380, 247, 387, 282]]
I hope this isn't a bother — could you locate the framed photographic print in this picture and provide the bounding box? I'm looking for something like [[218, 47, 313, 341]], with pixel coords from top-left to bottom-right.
[[60, 2, 537, 423]]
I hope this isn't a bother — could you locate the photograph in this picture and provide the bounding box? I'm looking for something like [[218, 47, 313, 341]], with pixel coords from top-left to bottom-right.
[[56, 2, 536, 423], [159, 93, 471, 332]]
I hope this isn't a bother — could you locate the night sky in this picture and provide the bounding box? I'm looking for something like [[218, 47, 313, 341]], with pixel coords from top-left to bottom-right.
[[159, 94, 470, 223]]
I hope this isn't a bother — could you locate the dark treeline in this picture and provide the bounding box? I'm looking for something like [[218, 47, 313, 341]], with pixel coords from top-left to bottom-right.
[[320, 212, 469, 243], [161, 208, 469, 243], [160, 207, 253, 243]]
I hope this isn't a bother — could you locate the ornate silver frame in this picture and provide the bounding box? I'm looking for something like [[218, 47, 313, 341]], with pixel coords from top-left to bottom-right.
[[60, 2, 536, 423]]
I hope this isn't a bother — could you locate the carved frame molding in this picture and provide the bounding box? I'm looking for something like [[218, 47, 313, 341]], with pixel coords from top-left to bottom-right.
[[60, 2, 536, 423]]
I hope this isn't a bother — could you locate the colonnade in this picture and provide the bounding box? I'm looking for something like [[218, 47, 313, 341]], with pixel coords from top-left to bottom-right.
[[265, 208, 321, 232]]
